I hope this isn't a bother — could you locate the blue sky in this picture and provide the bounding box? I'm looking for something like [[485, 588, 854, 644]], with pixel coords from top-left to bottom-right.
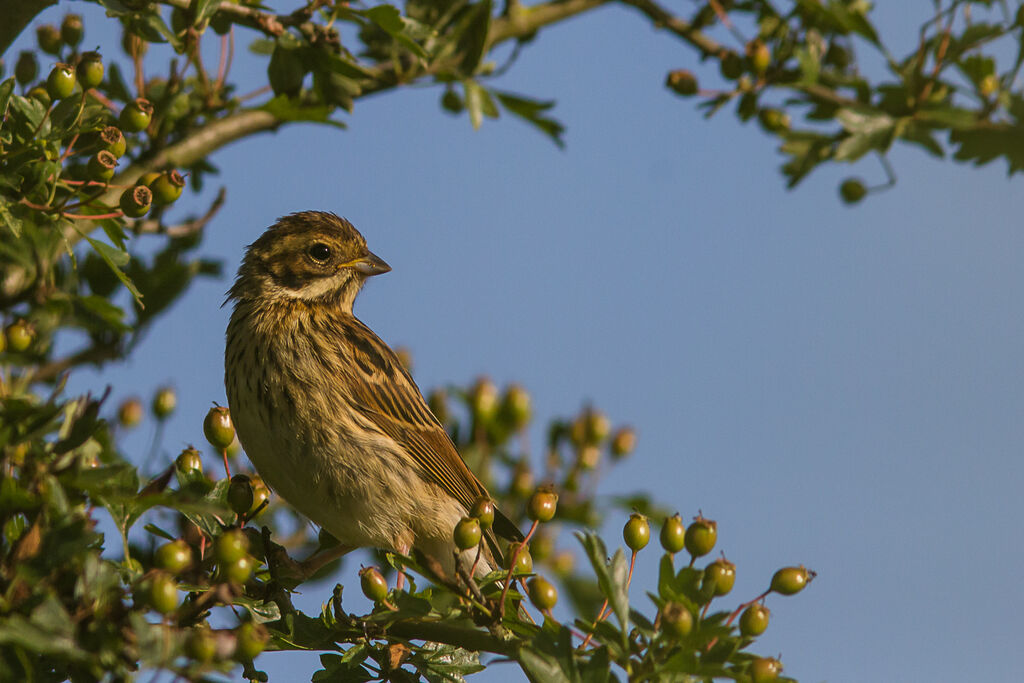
[[13, 2, 1024, 681]]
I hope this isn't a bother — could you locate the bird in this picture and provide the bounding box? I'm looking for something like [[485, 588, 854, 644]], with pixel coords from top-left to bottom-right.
[[223, 211, 523, 580]]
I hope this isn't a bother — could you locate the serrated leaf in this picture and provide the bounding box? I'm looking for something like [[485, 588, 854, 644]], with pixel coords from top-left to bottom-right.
[[78, 231, 143, 304], [363, 5, 431, 59], [577, 531, 629, 635]]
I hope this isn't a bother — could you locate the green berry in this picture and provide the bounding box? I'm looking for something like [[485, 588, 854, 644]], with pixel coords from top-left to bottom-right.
[[748, 40, 771, 75], [623, 513, 650, 552], [186, 627, 218, 663], [749, 657, 782, 683], [526, 576, 558, 611], [221, 554, 255, 584], [61, 14, 84, 47], [470, 497, 495, 530], [76, 51, 104, 89], [119, 185, 151, 218], [453, 516, 482, 550], [510, 462, 534, 498], [441, 89, 463, 113], [227, 474, 255, 516], [214, 529, 249, 564], [152, 386, 176, 419], [146, 572, 179, 614], [117, 398, 144, 427], [154, 539, 193, 574], [719, 50, 744, 80], [660, 514, 686, 553], [509, 542, 533, 574], [839, 178, 867, 204], [175, 446, 203, 476], [770, 565, 814, 595], [469, 376, 498, 422], [660, 602, 693, 638], [204, 405, 235, 450], [527, 488, 558, 523], [684, 516, 717, 559], [46, 63, 76, 100], [233, 622, 268, 661], [15, 51, 38, 86], [359, 566, 389, 602], [27, 86, 50, 106], [499, 384, 532, 431], [757, 108, 790, 133], [37, 25, 63, 55], [87, 150, 118, 182], [98, 126, 127, 158], [249, 477, 271, 516], [584, 409, 610, 444], [138, 171, 161, 187], [150, 169, 185, 205], [5, 320, 34, 352], [666, 69, 698, 96], [739, 603, 770, 637], [610, 426, 636, 459], [702, 557, 735, 596], [119, 98, 153, 133]]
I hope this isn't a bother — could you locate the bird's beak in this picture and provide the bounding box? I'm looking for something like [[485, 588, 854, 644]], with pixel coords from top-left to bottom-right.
[[351, 251, 391, 276]]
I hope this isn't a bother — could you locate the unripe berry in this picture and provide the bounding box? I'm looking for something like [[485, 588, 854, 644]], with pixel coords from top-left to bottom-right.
[[87, 150, 118, 182], [660, 514, 686, 554], [175, 446, 203, 476], [702, 557, 735, 596], [359, 566, 389, 602], [526, 576, 558, 611], [150, 170, 186, 205], [510, 462, 534, 498], [152, 386, 176, 419], [119, 98, 153, 133], [684, 516, 717, 559], [61, 14, 84, 47], [623, 513, 650, 552], [99, 126, 127, 158], [214, 529, 249, 564], [204, 406, 235, 450], [527, 487, 558, 523], [453, 516, 482, 550], [186, 627, 218, 663], [233, 622, 268, 661], [469, 376, 499, 422], [470, 497, 495, 530], [227, 474, 254, 516], [719, 50, 744, 80], [499, 384, 532, 431], [117, 397, 144, 427], [119, 185, 152, 218], [770, 565, 814, 595], [839, 178, 867, 204], [37, 25, 63, 55], [757, 108, 790, 133], [221, 554, 255, 584], [138, 171, 161, 188], [508, 542, 533, 574], [46, 63, 76, 100], [5, 320, 34, 352], [747, 40, 771, 75], [666, 69, 698, 96], [749, 657, 782, 683], [249, 477, 271, 516], [739, 603, 770, 637], [154, 538, 193, 574], [76, 51, 104, 89], [15, 51, 38, 86], [122, 29, 148, 60], [609, 426, 636, 459], [27, 86, 50, 106], [145, 572, 179, 614], [660, 602, 692, 638]]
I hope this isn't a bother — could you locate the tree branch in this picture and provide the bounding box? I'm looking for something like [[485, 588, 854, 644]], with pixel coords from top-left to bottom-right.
[[617, 0, 722, 56]]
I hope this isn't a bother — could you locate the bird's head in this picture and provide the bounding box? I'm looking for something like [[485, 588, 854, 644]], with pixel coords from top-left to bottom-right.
[[230, 211, 390, 311]]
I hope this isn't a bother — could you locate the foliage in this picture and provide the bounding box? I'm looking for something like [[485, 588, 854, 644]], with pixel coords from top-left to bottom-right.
[[10, 0, 1019, 680]]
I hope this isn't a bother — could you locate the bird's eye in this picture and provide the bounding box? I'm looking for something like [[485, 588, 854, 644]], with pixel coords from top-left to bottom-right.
[[308, 243, 332, 262]]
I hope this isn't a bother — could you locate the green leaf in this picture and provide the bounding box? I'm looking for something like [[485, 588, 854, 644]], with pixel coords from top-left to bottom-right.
[[194, 0, 222, 25], [260, 96, 346, 129], [577, 531, 629, 634], [453, 0, 493, 76], [250, 38, 275, 55], [234, 596, 282, 624], [0, 78, 15, 126], [464, 80, 498, 130], [78, 231, 143, 303], [363, 5, 431, 59], [951, 122, 1024, 174], [494, 91, 565, 148]]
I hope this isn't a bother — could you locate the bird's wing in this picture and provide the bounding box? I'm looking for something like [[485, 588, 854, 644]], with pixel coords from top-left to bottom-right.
[[340, 318, 491, 511]]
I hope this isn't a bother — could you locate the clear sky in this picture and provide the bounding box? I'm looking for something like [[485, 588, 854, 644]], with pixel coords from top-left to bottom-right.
[[13, 3, 1024, 681]]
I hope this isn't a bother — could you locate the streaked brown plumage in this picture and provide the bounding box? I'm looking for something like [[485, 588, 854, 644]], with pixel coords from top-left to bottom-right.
[[224, 211, 521, 576]]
